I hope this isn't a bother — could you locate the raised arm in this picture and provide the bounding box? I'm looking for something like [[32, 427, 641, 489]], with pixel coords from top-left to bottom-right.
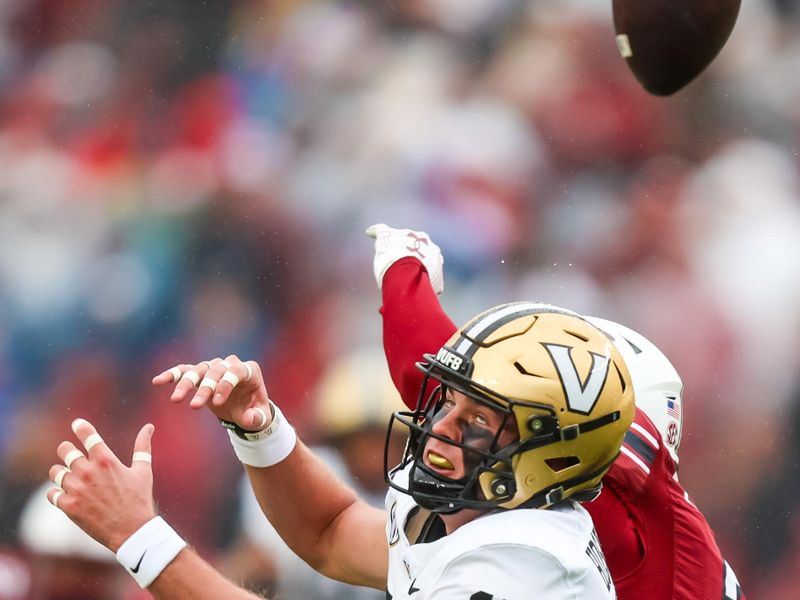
[[367, 224, 457, 408], [381, 258, 457, 407]]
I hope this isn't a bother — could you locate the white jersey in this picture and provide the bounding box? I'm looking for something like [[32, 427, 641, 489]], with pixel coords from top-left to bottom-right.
[[385, 467, 615, 600]]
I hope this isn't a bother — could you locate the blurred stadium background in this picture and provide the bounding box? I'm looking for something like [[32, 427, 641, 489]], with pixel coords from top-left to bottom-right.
[[0, 0, 798, 598]]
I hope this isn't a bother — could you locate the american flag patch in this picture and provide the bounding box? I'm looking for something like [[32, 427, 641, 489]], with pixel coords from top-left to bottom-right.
[[667, 398, 681, 420]]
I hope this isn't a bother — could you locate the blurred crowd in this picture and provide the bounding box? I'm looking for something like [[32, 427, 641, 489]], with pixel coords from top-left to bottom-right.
[[0, 0, 799, 598]]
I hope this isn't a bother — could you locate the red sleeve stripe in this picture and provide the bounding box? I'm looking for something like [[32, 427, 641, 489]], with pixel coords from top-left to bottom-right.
[[619, 444, 651, 475], [629, 421, 659, 449]]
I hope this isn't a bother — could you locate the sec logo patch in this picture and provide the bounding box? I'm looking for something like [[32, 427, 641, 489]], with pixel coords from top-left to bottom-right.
[[667, 422, 678, 446]]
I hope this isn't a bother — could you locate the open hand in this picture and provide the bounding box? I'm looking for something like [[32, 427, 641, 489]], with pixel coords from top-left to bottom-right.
[[152, 355, 271, 432], [47, 419, 156, 552]]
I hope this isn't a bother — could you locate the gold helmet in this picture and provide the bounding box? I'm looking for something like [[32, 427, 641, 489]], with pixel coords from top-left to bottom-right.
[[386, 302, 635, 513]]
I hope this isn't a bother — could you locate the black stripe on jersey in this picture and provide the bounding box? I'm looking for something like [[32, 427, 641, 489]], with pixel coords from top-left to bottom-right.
[[624, 430, 656, 466], [470, 593, 494, 600]]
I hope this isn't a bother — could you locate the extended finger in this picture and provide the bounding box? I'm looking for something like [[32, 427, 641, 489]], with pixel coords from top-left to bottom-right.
[[57, 441, 87, 470], [130, 423, 155, 474], [216, 357, 232, 369], [170, 362, 211, 403], [152, 363, 194, 386], [48, 487, 66, 510], [190, 361, 228, 409], [189, 358, 230, 408], [224, 356, 257, 383], [71, 418, 110, 457], [242, 360, 254, 383], [223, 354, 243, 367], [49, 464, 72, 489], [211, 361, 251, 407]]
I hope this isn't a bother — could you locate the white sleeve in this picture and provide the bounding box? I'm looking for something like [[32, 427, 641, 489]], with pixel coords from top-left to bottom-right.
[[426, 545, 574, 600]]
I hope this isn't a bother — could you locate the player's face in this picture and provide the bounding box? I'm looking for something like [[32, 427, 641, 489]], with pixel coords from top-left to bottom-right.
[[423, 389, 518, 480]]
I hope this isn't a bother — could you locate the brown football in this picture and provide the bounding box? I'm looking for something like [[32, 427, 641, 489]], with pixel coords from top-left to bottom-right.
[[612, 0, 742, 95]]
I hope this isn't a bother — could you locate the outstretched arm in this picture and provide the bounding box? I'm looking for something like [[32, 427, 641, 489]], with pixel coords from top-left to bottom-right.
[[381, 258, 457, 408], [367, 224, 457, 409]]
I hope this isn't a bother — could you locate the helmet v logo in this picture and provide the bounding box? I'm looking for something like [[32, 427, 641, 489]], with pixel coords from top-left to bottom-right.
[[544, 344, 610, 415]]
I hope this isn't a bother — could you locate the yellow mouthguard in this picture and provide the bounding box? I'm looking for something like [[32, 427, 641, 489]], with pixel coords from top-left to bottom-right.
[[427, 452, 454, 470]]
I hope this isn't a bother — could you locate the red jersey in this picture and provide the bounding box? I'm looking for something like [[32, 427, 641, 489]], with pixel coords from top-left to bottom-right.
[[380, 258, 744, 600]]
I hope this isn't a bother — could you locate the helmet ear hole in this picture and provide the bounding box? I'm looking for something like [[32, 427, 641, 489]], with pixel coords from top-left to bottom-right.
[[545, 456, 580, 472]]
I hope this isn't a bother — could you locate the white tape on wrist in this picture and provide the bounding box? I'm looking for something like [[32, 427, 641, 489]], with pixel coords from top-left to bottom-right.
[[227, 401, 297, 467], [116, 516, 187, 588]]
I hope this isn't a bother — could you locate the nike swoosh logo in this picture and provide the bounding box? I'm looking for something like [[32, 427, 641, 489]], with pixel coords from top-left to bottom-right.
[[408, 579, 420, 595], [131, 551, 146, 573]]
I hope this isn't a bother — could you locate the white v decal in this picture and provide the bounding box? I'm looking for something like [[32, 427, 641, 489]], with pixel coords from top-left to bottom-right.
[[543, 344, 610, 414]]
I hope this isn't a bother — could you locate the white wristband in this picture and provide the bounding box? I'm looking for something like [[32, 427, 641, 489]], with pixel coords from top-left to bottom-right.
[[116, 516, 187, 588], [227, 401, 297, 467]]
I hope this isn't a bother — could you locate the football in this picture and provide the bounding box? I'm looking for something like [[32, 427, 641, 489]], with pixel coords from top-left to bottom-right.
[[612, 0, 742, 95]]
